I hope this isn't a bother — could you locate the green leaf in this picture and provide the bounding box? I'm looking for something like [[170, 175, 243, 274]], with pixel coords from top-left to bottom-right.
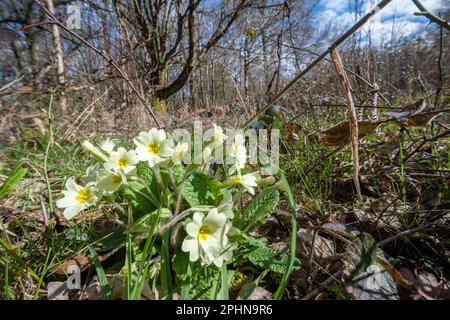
[[183, 172, 220, 207], [121, 180, 156, 215], [136, 162, 153, 185], [98, 231, 126, 254], [172, 250, 190, 281], [189, 264, 220, 300], [236, 188, 279, 232], [160, 230, 173, 299], [244, 245, 300, 274], [137, 162, 171, 204], [237, 270, 269, 300], [127, 208, 170, 235], [0, 164, 28, 199]]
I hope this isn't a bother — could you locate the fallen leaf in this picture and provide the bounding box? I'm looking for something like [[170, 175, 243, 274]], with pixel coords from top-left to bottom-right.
[[319, 121, 381, 146], [248, 286, 272, 300], [297, 228, 334, 261], [50, 255, 92, 276], [341, 233, 399, 300], [400, 268, 450, 300], [47, 282, 69, 300]]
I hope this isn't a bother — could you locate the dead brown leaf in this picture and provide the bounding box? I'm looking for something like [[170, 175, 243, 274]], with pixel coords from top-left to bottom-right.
[[400, 268, 450, 300], [319, 120, 382, 146], [297, 228, 334, 261]]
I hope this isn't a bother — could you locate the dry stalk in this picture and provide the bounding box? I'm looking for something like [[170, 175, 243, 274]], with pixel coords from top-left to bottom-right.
[[330, 47, 362, 201]]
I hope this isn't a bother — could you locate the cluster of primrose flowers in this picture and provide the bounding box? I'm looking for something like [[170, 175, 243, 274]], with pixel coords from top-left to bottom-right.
[[56, 125, 273, 267]]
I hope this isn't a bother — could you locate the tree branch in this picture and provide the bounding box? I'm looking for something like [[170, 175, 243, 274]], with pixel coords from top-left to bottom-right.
[[411, 0, 450, 31]]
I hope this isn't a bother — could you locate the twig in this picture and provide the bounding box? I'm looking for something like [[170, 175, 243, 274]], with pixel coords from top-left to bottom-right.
[[331, 47, 362, 201], [39, 196, 49, 228], [378, 218, 448, 247], [435, 24, 444, 107], [411, 0, 450, 31], [33, 0, 162, 129], [62, 85, 115, 140], [402, 129, 450, 163], [261, 33, 393, 108], [241, 0, 393, 128], [302, 270, 342, 300]]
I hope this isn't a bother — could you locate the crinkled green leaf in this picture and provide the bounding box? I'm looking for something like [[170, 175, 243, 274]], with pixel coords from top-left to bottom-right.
[[136, 162, 169, 201], [172, 250, 190, 281], [236, 188, 279, 232], [244, 245, 300, 274], [189, 264, 220, 300], [121, 180, 156, 215], [183, 172, 220, 207]]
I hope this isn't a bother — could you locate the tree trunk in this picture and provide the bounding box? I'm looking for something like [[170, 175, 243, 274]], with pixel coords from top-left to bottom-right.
[[46, 0, 67, 111]]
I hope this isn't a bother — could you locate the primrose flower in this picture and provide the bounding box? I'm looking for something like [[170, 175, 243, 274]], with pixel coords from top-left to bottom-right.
[[81, 164, 100, 184], [56, 178, 99, 220], [81, 140, 109, 162], [181, 208, 228, 266], [134, 128, 173, 167], [218, 190, 234, 219], [207, 123, 227, 148], [172, 142, 189, 165], [229, 172, 260, 195], [99, 138, 116, 155], [97, 170, 126, 194], [105, 147, 138, 175], [228, 133, 246, 172], [202, 146, 213, 163], [213, 242, 237, 267]]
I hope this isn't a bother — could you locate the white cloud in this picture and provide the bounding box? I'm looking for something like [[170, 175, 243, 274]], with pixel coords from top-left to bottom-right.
[[316, 0, 445, 45]]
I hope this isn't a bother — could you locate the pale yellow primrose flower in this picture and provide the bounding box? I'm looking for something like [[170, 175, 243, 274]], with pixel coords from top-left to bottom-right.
[[96, 170, 126, 194], [105, 147, 138, 175], [99, 138, 116, 155], [228, 133, 246, 173], [230, 172, 260, 195], [213, 242, 236, 267], [134, 128, 173, 167], [56, 178, 98, 220], [207, 123, 227, 149], [181, 208, 228, 266], [172, 142, 189, 165], [203, 146, 212, 163], [81, 140, 109, 162], [218, 190, 234, 219], [81, 164, 100, 184]]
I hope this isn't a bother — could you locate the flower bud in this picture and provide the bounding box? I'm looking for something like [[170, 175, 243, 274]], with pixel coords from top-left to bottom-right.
[[82, 140, 109, 162]]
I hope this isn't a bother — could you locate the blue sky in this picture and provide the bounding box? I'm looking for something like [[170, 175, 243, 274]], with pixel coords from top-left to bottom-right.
[[311, 0, 445, 44]]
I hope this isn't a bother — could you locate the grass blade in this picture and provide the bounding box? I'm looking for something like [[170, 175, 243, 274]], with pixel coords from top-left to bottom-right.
[[0, 164, 28, 199], [160, 229, 173, 299], [88, 245, 112, 300], [273, 171, 298, 300]]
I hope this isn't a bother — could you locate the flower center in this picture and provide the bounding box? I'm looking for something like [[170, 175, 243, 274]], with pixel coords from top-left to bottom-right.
[[213, 131, 221, 141], [232, 176, 242, 184], [117, 158, 128, 168], [197, 225, 212, 241], [111, 175, 122, 184], [75, 188, 92, 203], [148, 143, 160, 155]]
